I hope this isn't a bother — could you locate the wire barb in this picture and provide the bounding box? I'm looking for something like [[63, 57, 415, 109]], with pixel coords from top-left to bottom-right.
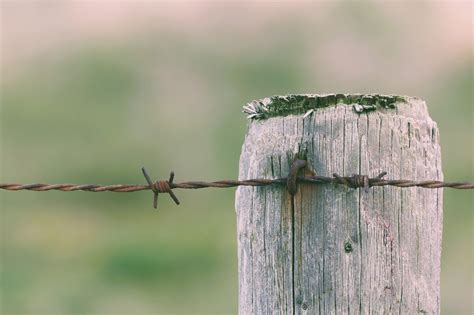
[[141, 167, 180, 209]]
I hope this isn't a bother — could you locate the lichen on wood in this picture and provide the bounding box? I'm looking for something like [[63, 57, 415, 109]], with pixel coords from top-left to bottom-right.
[[243, 93, 407, 120]]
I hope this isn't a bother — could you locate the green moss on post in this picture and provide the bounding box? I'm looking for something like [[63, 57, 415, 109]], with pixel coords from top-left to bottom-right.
[[243, 93, 409, 120]]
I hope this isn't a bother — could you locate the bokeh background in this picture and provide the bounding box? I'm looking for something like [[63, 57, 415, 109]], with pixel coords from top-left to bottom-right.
[[0, 1, 472, 314]]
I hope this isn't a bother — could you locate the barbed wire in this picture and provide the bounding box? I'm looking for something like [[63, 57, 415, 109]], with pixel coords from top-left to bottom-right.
[[1, 163, 472, 209]]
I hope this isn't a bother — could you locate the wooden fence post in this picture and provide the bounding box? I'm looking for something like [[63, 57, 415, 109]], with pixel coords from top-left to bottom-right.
[[236, 94, 443, 314]]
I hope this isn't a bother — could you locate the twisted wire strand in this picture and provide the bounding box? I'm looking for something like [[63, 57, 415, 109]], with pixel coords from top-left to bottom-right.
[[1, 176, 472, 193]]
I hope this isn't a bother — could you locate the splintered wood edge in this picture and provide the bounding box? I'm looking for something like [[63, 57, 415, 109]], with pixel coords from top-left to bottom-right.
[[243, 93, 421, 120]]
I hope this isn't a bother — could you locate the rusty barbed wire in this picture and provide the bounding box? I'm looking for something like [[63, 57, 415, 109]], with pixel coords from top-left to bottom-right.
[[0, 162, 472, 209]]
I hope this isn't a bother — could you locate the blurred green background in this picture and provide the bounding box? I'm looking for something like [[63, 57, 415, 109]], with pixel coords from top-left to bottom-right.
[[0, 2, 472, 314]]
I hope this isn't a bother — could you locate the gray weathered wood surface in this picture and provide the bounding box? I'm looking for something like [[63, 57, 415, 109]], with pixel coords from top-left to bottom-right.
[[236, 95, 443, 314]]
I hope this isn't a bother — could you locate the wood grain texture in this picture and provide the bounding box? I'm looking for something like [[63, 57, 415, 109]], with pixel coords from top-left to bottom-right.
[[236, 96, 443, 314]]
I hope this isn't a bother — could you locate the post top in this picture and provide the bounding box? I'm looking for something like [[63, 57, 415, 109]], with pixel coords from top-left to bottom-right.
[[243, 93, 420, 120]]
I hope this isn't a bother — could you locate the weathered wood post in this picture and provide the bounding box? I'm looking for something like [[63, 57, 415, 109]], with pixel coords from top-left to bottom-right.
[[236, 94, 443, 314]]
